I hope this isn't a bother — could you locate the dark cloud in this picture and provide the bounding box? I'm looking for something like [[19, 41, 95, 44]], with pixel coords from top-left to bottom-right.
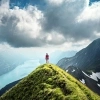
[[42, 0, 100, 42], [0, 1, 45, 47], [0, 15, 44, 47], [0, 0, 100, 48], [0, 0, 66, 47]]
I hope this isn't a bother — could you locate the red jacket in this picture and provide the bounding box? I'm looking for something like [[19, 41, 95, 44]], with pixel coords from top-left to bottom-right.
[[45, 54, 49, 60]]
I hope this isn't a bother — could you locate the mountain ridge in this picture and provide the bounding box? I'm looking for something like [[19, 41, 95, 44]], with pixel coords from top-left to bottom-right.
[[57, 38, 100, 95], [66, 66, 100, 95], [0, 64, 100, 100], [57, 38, 100, 72], [0, 79, 21, 96]]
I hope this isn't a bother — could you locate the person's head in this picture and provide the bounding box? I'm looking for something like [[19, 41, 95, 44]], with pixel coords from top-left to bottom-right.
[[46, 53, 48, 55]]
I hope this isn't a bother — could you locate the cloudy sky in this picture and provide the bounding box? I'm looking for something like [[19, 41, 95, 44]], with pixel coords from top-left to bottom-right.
[[0, 0, 100, 62]]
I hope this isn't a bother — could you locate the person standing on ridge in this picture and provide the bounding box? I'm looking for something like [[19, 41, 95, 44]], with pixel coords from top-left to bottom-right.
[[45, 53, 49, 63]]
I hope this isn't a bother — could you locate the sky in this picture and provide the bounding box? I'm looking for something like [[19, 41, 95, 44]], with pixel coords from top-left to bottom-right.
[[0, 0, 100, 63]]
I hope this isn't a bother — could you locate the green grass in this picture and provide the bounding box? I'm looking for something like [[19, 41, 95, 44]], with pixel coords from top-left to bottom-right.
[[0, 64, 100, 100]]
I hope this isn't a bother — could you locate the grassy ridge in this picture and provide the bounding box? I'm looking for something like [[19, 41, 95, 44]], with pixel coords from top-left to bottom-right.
[[0, 64, 100, 100]]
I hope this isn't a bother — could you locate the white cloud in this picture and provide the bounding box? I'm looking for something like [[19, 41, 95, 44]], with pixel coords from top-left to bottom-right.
[[42, 0, 96, 43], [47, 0, 64, 5], [77, 2, 100, 22], [0, 0, 44, 47], [46, 0, 89, 6], [0, 0, 67, 47], [44, 31, 65, 45], [0, 0, 100, 50]]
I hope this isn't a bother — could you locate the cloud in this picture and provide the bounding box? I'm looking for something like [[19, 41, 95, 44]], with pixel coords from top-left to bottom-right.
[[42, 0, 100, 42], [43, 0, 91, 41], [0, 0, 100, 48], [46, 0, 64, 5], [0, 0, 44, 47], [0, 0, 66, 47], [77, 2, 100, 35]]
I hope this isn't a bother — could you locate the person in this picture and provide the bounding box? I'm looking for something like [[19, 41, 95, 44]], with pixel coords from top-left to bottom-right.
[[45, 53, 49, 63]]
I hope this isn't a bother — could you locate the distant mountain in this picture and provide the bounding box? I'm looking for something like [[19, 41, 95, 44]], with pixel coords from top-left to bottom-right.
[[0, 59, 40, 90], [57, 38, 100, 72], [0, 49, 29, 76], [39, 51, 76, 64], [50, 51, 76, 64], [0, 79, 21, 96], [57, 38, 100, 95], [0, 64, 99, 100], [66, 66, 100, 95]]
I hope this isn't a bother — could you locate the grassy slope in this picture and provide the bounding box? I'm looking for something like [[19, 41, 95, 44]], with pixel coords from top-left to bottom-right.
[[0, 64, 100, 100]]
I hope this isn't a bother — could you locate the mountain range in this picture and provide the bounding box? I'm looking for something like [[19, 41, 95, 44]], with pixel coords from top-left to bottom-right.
[[57, 38, 100, 72], [0, 64, 100, 100], [0, 38, 100, 97], [0, 79, 21, 96], [0, 49, 29, 76], [57, 38, 100, 95]]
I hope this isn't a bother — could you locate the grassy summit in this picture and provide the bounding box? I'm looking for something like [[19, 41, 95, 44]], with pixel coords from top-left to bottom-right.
[[0, 64, 100, 100]]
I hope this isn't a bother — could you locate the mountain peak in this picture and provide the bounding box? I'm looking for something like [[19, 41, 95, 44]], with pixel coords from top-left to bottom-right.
[[88, 38, 100, 48], [57, 38, 100, 95], [93, 38, 100, 42], [0, 64, 100, 100]]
